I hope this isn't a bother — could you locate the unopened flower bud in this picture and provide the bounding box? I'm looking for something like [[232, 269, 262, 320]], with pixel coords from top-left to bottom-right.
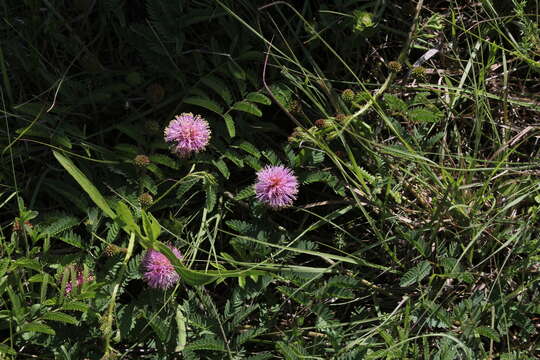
[[104, 244, 127, 257], [335, 113, 347, 123], [314, 119, 328, 128], [387, 61, 403, 73], [134, 155, 150, 167], [139, 193, 153, 207], [341, 89, 355, 102]]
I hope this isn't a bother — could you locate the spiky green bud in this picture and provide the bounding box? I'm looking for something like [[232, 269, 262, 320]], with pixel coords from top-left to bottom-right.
[[139, 193, 153, 207], [103, 244, 127, 257], [387, 61, 402, 73], [341, 89, 355, 102]]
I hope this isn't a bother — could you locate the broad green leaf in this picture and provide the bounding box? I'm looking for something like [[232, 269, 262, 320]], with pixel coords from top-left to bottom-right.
[[42, 216, 79, 237], [303, 171, 332, 184], [149, 213, 162, 242], [0, 275, 8, 296], [115, 202, 141, 236], [235, 141, 260, 158], [223, 113, 235, 138], [141, 175, 157, 195], [175, 305, 187, 352], [400, 261, 432, 287], [0, 344, 17, 355], [205, 185, 217, 212], [40, 274, 49, 303], [184, 96, 223, 115], [0, 259, 9, 278], [476, 326, 500, 341], [28, 274, 46, 282], [141, 210, 153, 241], [61, 301, 89, 312], [243, 155, 262, 170], [148, 316, 167, 341], [52, 134, 72, 149], [149, 154, 179, 169], [276, 341, 308, 359], [184, 337, 227, 352], [146, 163, 165, 179], [177, 177, 201, 199], [53, 151, 115, 218], [42, 298, 57, 306], [7, 285, 24, 320], [226, 219, 254, 233], [200, 75, 233, 105], [384, 94, 408, 112], [227, 61, 246, 80], [223, 150, 243, 167], [212, 159, 230, 179], [458, 272, 474, 284], [234, 186, 254, 201], [42, 311, 78, 325], [407, 107, 442, 123], [141, 210, 161, 242], [245, 92, 271, 105], [262, 150, 278, 164], [59, 231, 84, 249], [13, 258, 41, 272], [232, 101, 262, 117], [20, 322, 56, 335]]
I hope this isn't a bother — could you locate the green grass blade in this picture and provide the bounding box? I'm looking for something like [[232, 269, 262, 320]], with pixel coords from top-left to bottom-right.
[[53, 151, 115, 219]]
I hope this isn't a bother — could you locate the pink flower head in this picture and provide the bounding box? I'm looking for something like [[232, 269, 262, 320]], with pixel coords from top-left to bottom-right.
[[142, 246, 182, 290], [64, 266, 94, 295], [164, 113, 211, 157], [254, 165, 299, 209]]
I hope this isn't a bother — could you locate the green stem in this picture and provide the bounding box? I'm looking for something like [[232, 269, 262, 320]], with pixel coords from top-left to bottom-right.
[[102, 232, 135, 358]]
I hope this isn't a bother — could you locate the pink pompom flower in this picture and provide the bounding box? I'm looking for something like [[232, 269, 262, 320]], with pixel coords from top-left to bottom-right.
[[141, 246, 182, 290], [164, 113, 211, 157], [254, 165, 299, 209]]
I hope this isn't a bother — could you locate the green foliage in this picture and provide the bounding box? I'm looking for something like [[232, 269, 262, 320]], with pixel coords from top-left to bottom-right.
[[400, 261, 432, 287]]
